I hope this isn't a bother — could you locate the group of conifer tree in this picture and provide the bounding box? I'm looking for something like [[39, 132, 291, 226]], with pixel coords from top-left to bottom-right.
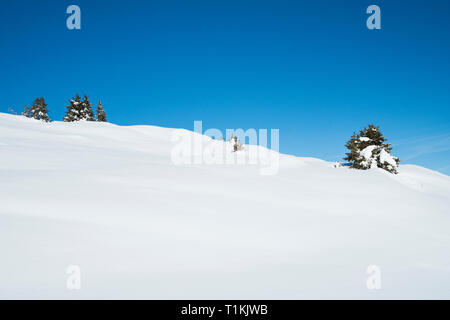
[[21, 94, 107, 123], [19, 98, 400, 174]]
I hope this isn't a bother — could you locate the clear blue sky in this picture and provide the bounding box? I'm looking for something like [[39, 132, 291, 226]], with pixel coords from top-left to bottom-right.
[[1, 0, 449, 174]]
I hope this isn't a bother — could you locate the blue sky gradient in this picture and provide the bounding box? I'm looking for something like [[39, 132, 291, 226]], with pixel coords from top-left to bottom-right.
[[1, 0, 449, 174]]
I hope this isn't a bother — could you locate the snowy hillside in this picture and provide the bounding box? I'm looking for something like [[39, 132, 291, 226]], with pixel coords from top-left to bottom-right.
[[0, 112, 449, 299]]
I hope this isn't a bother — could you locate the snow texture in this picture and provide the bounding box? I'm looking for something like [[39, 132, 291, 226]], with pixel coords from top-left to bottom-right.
[[0, 113, 449, 299]]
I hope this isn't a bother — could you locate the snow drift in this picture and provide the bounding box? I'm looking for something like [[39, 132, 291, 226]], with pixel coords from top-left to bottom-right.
[[0, 113, 449, 299]]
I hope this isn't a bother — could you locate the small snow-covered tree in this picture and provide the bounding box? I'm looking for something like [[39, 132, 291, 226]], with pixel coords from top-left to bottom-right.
[[22, 105, 30, 117], [344, 124, 400, 174], [28, 97, 50, 122], [96, 100, 107, 122], [63, 94, 95, 122], [232, 136, 244, 152]]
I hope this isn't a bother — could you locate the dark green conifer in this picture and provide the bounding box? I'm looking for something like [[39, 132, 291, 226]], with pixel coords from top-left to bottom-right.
[[22, 105, 30, 117], [63, 94, 94, 122], [28, 97, 50, 122], [96, 100, 107, 122], [63, 94, 82, 122], [81, 95, 95, 121], [344, 124, 399, 174]]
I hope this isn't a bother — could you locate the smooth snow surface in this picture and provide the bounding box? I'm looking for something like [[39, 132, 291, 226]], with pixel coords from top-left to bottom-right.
[[0, 113, 449, 299]]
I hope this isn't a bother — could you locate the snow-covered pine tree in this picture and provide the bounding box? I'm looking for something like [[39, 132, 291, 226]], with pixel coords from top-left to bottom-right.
[[22, 105, 30, 118], [63, 94, 95, 122], [344, 124, 400, 174], [63, 94, 82, 122], [80, 95, 95, 121], [96, 100, 107, 122], [28, 97, 50, 122]]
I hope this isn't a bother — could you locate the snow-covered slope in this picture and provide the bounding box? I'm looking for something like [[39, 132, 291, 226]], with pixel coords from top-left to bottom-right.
[[1, 113, 449, 299]]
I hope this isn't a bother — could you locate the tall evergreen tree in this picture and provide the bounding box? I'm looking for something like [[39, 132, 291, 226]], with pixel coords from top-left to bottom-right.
[[63, 94, 95, 122], [96, 100, 107, 122], [344, 124, 400, 174], [28, 97, 50, 122], [81, 94, 95, 121], [63, 94, 82, 122]]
